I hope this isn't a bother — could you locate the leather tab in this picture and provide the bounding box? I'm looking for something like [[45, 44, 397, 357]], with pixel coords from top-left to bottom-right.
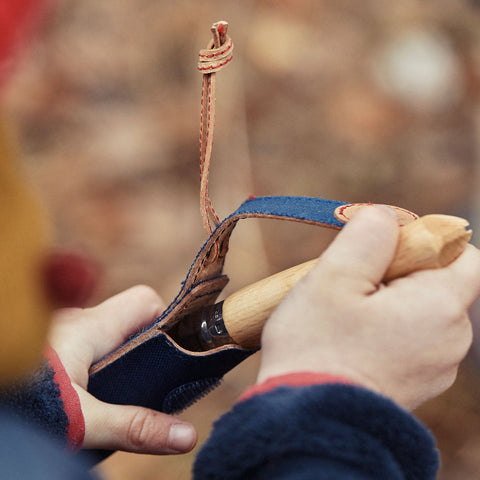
[[334, 203, 418, 227]]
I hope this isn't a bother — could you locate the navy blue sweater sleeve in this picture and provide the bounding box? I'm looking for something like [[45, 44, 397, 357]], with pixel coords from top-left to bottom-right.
[[0, 360, 70, 446], [193, 384, 439, 480], [0, 409, 97, 480]]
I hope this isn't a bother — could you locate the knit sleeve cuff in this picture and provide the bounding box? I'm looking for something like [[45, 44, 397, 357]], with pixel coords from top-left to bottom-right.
[[44, 346, 85, 451], [195, 383, 439, 480], [239, 371, 353, 402]]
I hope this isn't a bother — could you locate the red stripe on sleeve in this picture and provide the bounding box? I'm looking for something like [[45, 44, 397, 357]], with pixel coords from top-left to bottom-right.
[[239, 372, 353, 403], [44, 346, 85, 451]]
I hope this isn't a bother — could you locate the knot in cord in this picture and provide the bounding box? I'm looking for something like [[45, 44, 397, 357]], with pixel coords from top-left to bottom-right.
[[197, 27, 233, 73]]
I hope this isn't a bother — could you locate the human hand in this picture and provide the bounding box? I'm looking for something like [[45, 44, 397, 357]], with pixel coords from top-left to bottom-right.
[[48, 285, 198, 454], [258, 206, 480, 410]]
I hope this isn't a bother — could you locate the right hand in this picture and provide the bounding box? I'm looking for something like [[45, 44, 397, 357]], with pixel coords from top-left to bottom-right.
[[258, 206, 480, 410]]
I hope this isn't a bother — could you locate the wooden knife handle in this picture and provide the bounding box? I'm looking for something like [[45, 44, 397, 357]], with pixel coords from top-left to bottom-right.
[[222, 214, 472, 349]]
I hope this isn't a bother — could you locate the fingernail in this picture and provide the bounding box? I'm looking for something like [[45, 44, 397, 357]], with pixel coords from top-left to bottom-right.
[[169, 423, 196, 452]]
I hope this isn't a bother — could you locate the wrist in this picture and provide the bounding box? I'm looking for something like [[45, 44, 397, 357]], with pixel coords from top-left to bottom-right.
[[239, 371, 353, 402]]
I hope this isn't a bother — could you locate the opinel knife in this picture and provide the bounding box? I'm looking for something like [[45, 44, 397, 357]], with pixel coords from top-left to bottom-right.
[[169, 214, 472, 351]]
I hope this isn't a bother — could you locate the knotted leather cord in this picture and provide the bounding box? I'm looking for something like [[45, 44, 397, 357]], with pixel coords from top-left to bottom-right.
[[198, 21, 234, 249]]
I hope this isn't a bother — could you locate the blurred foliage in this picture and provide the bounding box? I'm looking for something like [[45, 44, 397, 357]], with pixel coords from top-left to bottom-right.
[[3, 1, 480, 478]]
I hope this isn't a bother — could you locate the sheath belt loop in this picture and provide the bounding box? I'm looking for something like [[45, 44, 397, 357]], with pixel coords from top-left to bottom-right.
[[198, 21, 233, 263]]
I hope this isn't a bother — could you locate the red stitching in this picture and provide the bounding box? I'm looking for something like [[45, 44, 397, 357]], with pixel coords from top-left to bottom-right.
[[199, 39, 232, 58], [200, 74, 221, 236], [199, 77, 208, 177], [198, 55, 233, 71], [198, 29, 232, 241], [336, 203, 419, 224], [199, 44, 232, 58]]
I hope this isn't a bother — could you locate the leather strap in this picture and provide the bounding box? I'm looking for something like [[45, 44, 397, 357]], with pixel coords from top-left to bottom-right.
[[198, 21, 233, 239], [88, 21, 418, 375], [86, 22, 418, 420], [88, 194, 347, 374]]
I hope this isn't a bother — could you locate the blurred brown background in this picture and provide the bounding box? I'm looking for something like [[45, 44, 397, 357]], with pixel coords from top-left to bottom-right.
[[4, 0, 480, 478]]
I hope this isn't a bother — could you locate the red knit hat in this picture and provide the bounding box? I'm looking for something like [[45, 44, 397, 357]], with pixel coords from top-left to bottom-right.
[[0, 1, 50, 83]]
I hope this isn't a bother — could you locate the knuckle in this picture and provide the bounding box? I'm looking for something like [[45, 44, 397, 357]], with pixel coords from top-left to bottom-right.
[[444, 367, 459, 391], [126, 410, 161, 451], [441, 297, 465, 324], [130, 284, 162, 305], [51, 307, 84, 325], [456, 316, 473, 357], [466, 319, 473, 346], [441, 317, 472, 367], [430, 368, 459, 399]]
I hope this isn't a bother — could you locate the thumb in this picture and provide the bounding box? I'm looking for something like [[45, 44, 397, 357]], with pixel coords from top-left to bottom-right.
[[315, 206, 400, 293], [78, 389, 197, 455]]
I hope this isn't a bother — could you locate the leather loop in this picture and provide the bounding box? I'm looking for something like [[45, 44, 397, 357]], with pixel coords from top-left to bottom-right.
[[198, 21, 233, 244]]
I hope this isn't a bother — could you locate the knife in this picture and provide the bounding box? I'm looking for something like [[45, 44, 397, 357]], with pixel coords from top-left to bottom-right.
[[168, 214, 472, 351]]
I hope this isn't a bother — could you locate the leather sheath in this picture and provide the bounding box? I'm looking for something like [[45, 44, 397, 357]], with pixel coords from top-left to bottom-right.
[[87, 195, 347, 414], [82, 22, 420, 462]]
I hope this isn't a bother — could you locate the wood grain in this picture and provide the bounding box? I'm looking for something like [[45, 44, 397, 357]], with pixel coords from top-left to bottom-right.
[[223, 214, 472, 349]]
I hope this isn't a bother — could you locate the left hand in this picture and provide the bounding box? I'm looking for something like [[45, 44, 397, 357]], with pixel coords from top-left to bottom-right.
[[48, 285, 198, 454]]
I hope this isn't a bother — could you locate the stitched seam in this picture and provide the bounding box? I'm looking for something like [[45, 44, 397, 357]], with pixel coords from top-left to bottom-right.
[[198, 55, 233, 70], [194, 288, 223, 300], [199, 39, 232, 58], [336, 203, 418, 224], [191, 223, 231, 284]]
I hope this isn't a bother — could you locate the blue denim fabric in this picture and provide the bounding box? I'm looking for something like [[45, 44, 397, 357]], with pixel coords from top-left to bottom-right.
[[87, 196, 347, 414]]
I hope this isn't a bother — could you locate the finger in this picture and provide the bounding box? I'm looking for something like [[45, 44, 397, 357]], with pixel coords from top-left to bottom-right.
[[399, 245, 480, 310], [314, 206, 399, 293], [452, 314, 473, 362], [86, 285, 166, 361], [77, 389, 197, 454], [438, 244, 480, 307]]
